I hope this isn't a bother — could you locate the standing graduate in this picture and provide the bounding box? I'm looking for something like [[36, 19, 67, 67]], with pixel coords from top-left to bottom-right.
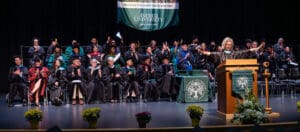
[[48, 59, 67, 106], [86, 59, 105, 104], [66, 58, 86, 105], [28, 58, 50, 106], [137, 55, 158, 102], [8, 56, 29, 107]]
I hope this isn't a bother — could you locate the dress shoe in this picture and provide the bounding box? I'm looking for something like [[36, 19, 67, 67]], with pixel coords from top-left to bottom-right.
[[72, 99, 76, 105]]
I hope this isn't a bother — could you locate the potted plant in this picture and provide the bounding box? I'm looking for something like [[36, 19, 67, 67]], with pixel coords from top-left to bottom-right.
[[231, 89, 269, 125], [186, 105, 204, 127], [24, 109, 43, 129], [297, 101, 300, 112], [81, 107, 101, 129], [135, 111, 151, 128]]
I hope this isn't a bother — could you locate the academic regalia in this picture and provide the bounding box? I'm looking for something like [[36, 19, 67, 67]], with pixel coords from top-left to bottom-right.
[[86, 65, 105, 103], [137, 63, 158, 101], [193, 52, 210, 70], [66, 65, 86, 102], [65, 45, 85, 59], [28, 66, 50, 102], [85, 44, 104, 53], [8, 65, 29, 106], [176, 49, 194, 71], [28, 46, 45, 66], [156, 63, 177, 98], [124, 50, 141, 66], [121, 66, 140, 101], [48, 67, 67, 105], [47, 53, 68, 68], [104, 54, 124, 68], [102, 65, 122, 101]]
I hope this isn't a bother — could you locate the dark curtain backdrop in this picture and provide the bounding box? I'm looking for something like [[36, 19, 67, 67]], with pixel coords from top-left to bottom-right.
[[1, 0, 299, 92]]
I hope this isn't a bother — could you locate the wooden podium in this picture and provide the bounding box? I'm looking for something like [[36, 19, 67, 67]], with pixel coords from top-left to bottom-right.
[[216, 59, 259, 119]]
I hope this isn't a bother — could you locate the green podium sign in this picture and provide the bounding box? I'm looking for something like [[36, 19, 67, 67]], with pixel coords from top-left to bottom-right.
[[232, 70, 253, 98], [176, 73, 209, 102]]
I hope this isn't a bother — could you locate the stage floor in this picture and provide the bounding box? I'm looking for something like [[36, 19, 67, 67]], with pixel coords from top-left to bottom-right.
[[0, 95, 299, 129]]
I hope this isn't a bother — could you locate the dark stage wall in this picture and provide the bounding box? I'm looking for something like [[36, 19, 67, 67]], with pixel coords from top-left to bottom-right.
[[1, 0, 300, 92]]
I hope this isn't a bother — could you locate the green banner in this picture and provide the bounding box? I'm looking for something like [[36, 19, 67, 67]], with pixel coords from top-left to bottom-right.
[[232, 70, 253, 98], [117, 0, 179, 31], [176, 74, 210, 103]]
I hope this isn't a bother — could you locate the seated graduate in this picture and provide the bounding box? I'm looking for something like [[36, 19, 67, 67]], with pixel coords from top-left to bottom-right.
[[85, 37, 104, 54], [137, 55, 159, 103], [65, 40, 85, 61], [28, 38, 45, 67], [87, 46, 104, 63], [121, 58, 140, 102], [124, 42, 141, 67], [156, 57, 177, 101], [48, 59, 67, 106], [8, 55, 29, 107], [201, 37, 263, 63], [28, 58, 50, 106], [66, 58, 86, 105], [47, 45, 68, 68], [86, 59, 105, 104], [102, 57, 122, 103], [176, 42, 194, 71]]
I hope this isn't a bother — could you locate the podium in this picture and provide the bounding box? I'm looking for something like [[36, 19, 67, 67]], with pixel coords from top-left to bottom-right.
[[216, 59, 259, 119]]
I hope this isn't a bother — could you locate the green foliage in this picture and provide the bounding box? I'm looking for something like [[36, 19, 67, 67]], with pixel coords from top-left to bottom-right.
[[135, 111, 151, 124], [231, 88, 269, 124], [297, 101, 300, 112], [81, 107, 101, 121], [186, 105, 204, 120], [24, 109, 43, 122]]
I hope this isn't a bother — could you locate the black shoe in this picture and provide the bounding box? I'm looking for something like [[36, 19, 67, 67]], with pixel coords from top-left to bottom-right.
[[8, 103, 14, 107], [169, 97, 173, 102], [22, 102, 28, 106], [144, 99, 148, 103]]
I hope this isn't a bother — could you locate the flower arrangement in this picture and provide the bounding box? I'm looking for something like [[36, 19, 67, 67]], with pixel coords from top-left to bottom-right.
[[135, 111, 151, 128], [186, 105, 204, 127], [297, 101, 300, 112], [81, 107, 101, 128], [24, 109, 43, 129], [231, 89, 269, 125]]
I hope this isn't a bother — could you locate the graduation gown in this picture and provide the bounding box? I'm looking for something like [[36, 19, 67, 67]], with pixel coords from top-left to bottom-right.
[[66, 65, 87, 97], [28, 66, 50, 101], [48, 67, 67, 103], [8, 65, 29, 102], [86, 66, 105, 102], [156, 64, 177, 96]]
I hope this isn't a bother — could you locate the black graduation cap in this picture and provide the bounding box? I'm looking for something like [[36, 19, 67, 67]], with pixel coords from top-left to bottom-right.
[[54, 45, 62, 49], [33, 58, 42, 63], [161, 56, 170, 61], [125, 57, 133, 62], [141, 55, 151, 61], [72, 45, 80, 49]]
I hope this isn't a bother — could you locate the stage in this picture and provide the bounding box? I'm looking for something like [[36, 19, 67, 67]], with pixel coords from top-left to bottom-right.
[[0, 94, 299, 129]]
